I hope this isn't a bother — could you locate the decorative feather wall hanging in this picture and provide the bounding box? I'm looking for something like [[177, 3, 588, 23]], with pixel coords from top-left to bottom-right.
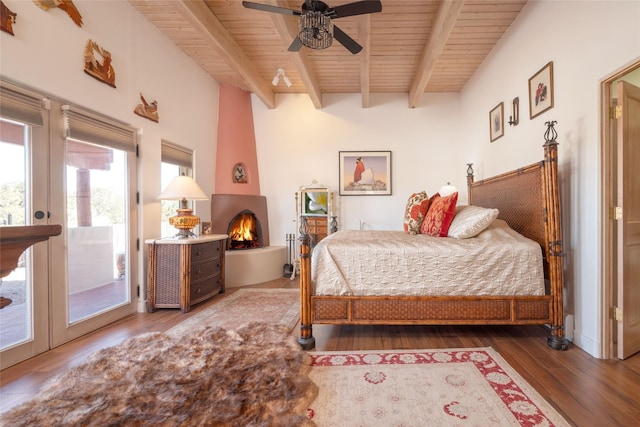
[[1, 1, 17, 35], [83, 39, 116, 88], [33, 0, 82, 27], [134, 93, 159, 123]]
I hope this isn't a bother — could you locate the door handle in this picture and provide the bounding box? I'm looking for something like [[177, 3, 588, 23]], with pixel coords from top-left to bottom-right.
[[34, 211, 51, 219]]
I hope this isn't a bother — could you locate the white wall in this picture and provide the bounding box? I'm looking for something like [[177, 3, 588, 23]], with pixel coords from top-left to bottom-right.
[[253, 93, 463, 237], [1, 1, 219, 309], [253, 1, 640, 357]]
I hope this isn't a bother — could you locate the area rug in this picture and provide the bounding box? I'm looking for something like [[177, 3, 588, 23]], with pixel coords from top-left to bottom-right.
[[306, 347, 569, 426], [166, 288, 300, 337], [1, 323, 317, 426]]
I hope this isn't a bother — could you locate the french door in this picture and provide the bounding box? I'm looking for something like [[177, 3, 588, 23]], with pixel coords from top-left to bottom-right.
[[0, 118, 51, 368], [0, 81, 138, 368]]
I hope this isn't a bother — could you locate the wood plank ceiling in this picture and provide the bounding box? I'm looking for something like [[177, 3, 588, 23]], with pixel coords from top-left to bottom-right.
[[128, 0, 528, 109]]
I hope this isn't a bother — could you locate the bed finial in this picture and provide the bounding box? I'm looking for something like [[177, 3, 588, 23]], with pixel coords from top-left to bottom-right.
[[466, 163, 474, 188], [544, 120, 558, 145]]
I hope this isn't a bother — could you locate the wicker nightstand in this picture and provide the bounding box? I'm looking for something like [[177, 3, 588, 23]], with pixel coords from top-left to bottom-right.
[[146, 234, 227, 313]]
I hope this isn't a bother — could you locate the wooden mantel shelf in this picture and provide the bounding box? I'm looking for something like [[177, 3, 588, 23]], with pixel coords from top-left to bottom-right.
[[0, 225, 62, 279]]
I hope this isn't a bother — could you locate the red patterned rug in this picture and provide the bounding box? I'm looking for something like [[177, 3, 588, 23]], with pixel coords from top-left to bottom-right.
[[306, 348, 569, 426]]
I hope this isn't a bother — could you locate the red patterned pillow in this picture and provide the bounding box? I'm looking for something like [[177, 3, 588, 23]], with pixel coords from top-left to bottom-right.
[[421, 192, 459, 237], [403, 191, 431, 235]]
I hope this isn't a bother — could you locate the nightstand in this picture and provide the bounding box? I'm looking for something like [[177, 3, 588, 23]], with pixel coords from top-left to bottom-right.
[[146, 234, 227, 313]]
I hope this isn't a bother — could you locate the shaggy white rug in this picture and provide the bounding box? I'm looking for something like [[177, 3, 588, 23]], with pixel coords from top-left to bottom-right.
[[1, 323, 317, 426], [306, 347, 569, 426]]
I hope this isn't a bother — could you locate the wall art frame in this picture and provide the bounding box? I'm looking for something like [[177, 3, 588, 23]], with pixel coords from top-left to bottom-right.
[[489, 102, 504, 142], [528, 61, 554, 119], [200, 221, 211, 235], [339, 151, 391, 196]]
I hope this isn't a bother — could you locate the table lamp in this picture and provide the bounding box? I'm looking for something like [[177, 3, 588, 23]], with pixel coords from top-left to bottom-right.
[[158, 175, 208, 238]]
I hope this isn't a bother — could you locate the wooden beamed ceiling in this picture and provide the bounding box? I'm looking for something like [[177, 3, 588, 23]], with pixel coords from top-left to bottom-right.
[[129, 0, 528, 109]]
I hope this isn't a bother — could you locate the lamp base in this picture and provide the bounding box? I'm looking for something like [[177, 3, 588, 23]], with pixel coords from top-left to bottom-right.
[[169, 208, 200, 239], [173, 228, 197, 239]]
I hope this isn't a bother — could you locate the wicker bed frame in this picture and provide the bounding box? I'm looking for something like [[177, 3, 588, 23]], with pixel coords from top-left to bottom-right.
[[297, 138, 569, 351]]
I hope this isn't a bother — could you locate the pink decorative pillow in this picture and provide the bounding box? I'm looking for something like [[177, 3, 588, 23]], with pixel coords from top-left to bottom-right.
[[421, 192, 459, 237], [403, 191, 431, 235]]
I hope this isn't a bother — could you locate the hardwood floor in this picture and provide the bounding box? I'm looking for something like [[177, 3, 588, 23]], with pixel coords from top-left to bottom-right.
[[1, 278, 639, 426]]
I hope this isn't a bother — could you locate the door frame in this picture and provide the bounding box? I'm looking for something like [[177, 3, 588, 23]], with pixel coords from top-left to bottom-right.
[[600, 58, 640, 359]]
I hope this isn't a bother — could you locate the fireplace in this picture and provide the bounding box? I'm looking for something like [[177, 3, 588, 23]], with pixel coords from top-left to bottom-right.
[[227, 211, 261, 250], [210, 194, 284, 288], [210, 194, 270, 251]]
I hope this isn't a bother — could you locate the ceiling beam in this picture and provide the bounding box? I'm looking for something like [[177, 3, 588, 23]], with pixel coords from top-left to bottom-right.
[[268, 0, 323, 108], [172, 0, 276, 109], [359, 14, 372, 108], [408, 0, 465, 108]]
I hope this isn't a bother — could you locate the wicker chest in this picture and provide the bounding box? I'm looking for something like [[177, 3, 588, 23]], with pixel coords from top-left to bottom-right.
[[146, 235, 227, 313]]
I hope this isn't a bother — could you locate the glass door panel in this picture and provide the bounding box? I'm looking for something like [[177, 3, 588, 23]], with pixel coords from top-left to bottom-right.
[[0, 118, 50, 369], [65, 140, 130, 323], [0, 129, 30, 349]]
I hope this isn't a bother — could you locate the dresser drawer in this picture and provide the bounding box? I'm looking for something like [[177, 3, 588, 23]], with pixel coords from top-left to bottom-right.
[[191, 240, 222, 263], [190, 272, 222, 301], [190, 259, 221, 282]]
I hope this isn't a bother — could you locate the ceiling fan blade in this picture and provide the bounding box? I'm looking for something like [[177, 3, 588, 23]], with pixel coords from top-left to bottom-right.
[[288, 37, 303, 52], [328, 0, 382, 19], [333, 25, 362, 54], [241, 1, 301, 16]]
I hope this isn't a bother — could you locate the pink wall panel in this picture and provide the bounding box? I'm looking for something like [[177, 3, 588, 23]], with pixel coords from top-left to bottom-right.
[[215, 84, 260, 195]]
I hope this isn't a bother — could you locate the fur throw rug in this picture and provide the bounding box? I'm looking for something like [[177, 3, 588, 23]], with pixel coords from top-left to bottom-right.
[[2, 323, 317, 426]]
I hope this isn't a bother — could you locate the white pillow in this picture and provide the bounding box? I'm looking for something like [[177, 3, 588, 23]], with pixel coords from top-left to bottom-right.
[[447, 205, 499, 239]]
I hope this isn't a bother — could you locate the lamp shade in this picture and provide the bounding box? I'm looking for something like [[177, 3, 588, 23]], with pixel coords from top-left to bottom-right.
[[158, 175, 208, 201], [439, 182, 458, 197]]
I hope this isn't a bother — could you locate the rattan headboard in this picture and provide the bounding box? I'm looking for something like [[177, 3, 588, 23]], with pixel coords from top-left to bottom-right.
[[468, 161, 547, 251]]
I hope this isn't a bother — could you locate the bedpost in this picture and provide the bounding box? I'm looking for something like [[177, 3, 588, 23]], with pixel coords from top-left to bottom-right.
[[466, 163, 474, 204], [543, 121, 569, 350], [298, 216, 315, 350]]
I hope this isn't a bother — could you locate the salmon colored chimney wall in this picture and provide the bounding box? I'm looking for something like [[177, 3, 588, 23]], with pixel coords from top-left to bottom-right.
[[215, 84, 260, 195]]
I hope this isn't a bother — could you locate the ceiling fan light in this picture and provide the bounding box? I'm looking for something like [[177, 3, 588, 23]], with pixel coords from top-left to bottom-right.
[[298, 11, 333, 50]]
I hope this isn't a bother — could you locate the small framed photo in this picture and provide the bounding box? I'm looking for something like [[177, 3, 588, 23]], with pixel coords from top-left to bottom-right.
[[200, 221, 211, 235], [339, 151, 391, 196], [528, 61, 554, 119], [489, 102, 504, 142]]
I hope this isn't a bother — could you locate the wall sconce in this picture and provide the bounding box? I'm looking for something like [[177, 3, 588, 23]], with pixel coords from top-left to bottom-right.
[[158, 175, 209, 238], [508, 97, 519, 126], [272, 68, 292, 87]]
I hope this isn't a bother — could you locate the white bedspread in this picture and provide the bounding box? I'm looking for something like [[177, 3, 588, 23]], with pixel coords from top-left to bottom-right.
[[311, 220, 545, 297]]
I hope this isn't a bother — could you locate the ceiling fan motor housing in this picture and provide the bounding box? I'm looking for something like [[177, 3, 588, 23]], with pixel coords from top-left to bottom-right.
[[299, 11, 333, 49]]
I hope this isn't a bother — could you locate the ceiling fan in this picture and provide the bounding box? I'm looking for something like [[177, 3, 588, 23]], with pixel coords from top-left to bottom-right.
[[241, 0, 382, 54]]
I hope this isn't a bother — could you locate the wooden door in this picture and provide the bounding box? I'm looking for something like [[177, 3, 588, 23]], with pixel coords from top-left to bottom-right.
[[616, 80, 640, 359]]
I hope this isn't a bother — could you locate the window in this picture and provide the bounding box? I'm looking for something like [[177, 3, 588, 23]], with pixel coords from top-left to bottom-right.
[[160, 140, 193, 238]]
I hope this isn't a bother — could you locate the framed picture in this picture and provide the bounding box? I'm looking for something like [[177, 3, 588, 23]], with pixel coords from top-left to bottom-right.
[[200, 221, 211, 235], [528, 61, 554, 119], [339, 151, 391, 196], [489, 102, 504, 142]]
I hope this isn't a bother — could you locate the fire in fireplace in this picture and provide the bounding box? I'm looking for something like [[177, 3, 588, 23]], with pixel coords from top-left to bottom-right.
[[211, 194, 270, 250], [228, 210, 261, 250]]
